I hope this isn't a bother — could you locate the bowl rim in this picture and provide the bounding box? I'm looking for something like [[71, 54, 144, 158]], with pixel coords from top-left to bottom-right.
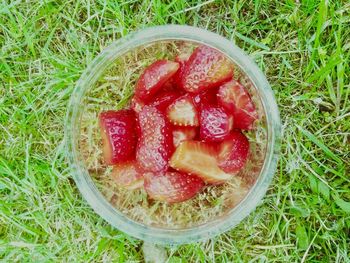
[[65, 25, 281, 245]]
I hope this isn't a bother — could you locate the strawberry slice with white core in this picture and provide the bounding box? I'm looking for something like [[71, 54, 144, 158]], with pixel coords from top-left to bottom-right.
[[111, 161, 144, 190], [144, 171, 204, 203], [172, 126, 197, 147], [135, 60, 179, 102], [170, 141, 231, 184], [166, 94, 199, 126], [200, 106, 232, 142], [218, 131, 250, 173], [217, 79, 258, 130]]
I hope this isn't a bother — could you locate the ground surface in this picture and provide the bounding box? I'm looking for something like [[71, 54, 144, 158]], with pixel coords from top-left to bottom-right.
[[0, 0, 349, 262]]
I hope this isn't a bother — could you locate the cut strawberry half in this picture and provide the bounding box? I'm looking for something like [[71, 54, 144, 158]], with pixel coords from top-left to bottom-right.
[[192, 88, 218, 109], [135, 60, 179, 102], [172, 126, 197, 147], [166, 94, 199, 126], [136, 105, 174, 173], [218, 131, 250, 173], [99, 110, 137, 165], [111, 161, 144, 190], [170, 141, 231, 184], [217, 80, 258, 130], [181, 45, 234, 93], [144, 171, 204, 203], [149, 90, 181, 112], [200, 105, 232, 142], [173, 53, 191, 88]]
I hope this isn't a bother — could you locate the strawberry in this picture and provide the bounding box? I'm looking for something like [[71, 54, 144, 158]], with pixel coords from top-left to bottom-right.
[[136, 105, 174, 173], [166, 94, 199, 126], [174, 53, 191, 88], [170, 141, 231, 184], [144, 171, 204, 203], [200, 106, 232, 142], [149, 90, 181, 112], [217, 79, 258, 130], [135, 60, 179, 102], [172, 126, 197, 147], [111, 161, 144, 190], [192, 88, 218, 109], [181, 45, 234, 93], [99, 110, 137, 165], [218, 131, 250, 173]]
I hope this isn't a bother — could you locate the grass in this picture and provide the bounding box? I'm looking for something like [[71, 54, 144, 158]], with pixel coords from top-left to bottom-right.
[[0, 0, 349, 262]]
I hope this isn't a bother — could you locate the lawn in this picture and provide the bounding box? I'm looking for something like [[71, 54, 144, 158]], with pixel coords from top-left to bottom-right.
[[0, 0, 349, 262]]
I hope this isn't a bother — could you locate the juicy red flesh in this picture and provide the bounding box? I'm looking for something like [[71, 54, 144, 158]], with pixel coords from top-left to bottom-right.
[[99, 110, 137, 165], [217, 80, 258, 130], [136, 105, 174, 173], [174, 53, 191, 88], [218, 131, 250, 173], [181, 45, 234, 93], [200, 106, 232, 142], [135, 60, 179, 102], [149, 90, 181, 112], [192, 88, 218, 110], [144, 171, 204, 203]]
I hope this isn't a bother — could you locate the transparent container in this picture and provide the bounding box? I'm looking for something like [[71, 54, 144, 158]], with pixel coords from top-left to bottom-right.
[[65, 25, 281, 245]]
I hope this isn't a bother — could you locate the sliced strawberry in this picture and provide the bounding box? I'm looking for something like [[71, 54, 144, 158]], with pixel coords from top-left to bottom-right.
[[200, 106, 232, 142], [144, 171, 204, 203], [135, 60, 179, 102], [218, 131, 250, 173], [172, 126, 197, 147], [136, 105, 174, 173], [131, 96, 144, 113], [149, 90, 181, 112], [173, 53, 191, 88], [166, 94, 199, 126], [170, 141, 231, 184], [192, 88, 218, 109], [181, 45, 234, 93], [99, 110, 137, 165], [111, 161, 144, 190], [217, 80, 258, 130]]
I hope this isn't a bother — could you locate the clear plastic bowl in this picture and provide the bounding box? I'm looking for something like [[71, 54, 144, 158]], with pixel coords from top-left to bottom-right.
[[65, 25, 281, 245]]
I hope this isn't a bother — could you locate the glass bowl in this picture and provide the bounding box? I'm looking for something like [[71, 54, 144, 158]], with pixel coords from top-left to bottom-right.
[[65, 25, 281, 245]]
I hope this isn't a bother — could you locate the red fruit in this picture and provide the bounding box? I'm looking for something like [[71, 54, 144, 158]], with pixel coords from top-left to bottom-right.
[[149, 90, 181, 112], [170, 141, 231, 184], [131, 96, 144, 113], [181, 45, 234, 93], [99, 110, 137, 165], [111, 161, 144, 190], [172, 126, 197, 147], [200, 106, 232, 142], [218, 131, 250, 173], [144, 171, 204, 203], [174, 53, 191, 88], [135, 60, 179, 102], [166, 94, 199, 126], [136, 105, 174, 173], [217, 80, 258, 130]]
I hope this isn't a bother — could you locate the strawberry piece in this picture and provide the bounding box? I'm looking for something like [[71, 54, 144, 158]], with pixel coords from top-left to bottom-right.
[[149, 90, 181, 112], [166, 94, 199, 126], [111, 161, 144, 190], [218, 131, 250, 173], [192, 88, 218, 109], [136, 105, 174, 173], [144, 171, 204, 203], [99, 110, 137, 165], [200, 106, 232, 142], [135, 60, 179, 102], [170, 141, 231, 184], [217, 80, 258, 130], [173, 53, 191, 88], [181, 45, 234, 93], [172, 126, 197, 147]]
